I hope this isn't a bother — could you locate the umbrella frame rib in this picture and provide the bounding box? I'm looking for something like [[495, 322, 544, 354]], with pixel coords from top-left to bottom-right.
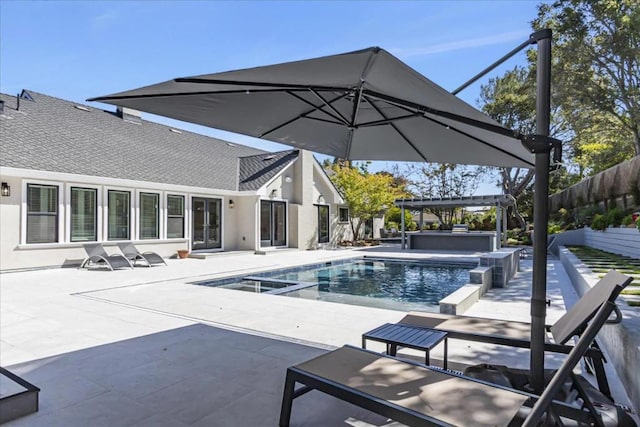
[[363, 95, 429, 162]]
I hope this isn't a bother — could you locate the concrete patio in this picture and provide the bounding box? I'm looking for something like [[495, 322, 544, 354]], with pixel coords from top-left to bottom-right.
[[0, 247, 636, 426]]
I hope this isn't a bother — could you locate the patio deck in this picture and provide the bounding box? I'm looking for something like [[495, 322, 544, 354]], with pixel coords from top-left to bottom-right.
[[0, 248, 636, 426]]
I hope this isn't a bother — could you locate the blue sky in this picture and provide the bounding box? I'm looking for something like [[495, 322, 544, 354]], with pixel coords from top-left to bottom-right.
[[1, 0, 543, 193]]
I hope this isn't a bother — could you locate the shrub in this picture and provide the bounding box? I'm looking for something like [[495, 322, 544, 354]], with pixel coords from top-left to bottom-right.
[[605, 207, 625, 227], [578, 205, 601, 227], [548, 222, 562, 235], [637, 217, 640, 231], [591, 214, 607, 231], [507, 228, 522, 240], [621, 215, 633, 227]]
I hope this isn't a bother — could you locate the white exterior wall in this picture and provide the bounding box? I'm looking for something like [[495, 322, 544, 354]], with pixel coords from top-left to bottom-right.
[[288, 151, 316, 249], [0, 150, 345, 270], [234, 195, 260, 251], [0, 168, 236, 271]]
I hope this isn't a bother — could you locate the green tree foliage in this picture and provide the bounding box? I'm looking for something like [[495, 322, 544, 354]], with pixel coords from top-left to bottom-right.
[[479, 67, 536, 228], [329, 163, 402, 240], [479, 65, 577, 227], [385, 206, 415, 230], [399, 163, 484, 226], [534, 0, 640, 173]]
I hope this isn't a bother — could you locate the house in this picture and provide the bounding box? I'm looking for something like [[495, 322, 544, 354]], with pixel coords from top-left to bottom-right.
[[0, 90, 352, 271]]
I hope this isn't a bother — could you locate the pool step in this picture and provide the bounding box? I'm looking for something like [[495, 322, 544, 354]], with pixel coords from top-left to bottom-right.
[[0, 367, 40, 424]]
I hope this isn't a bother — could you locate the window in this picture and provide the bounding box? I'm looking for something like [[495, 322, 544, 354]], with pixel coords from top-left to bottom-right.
[[26, 184, 58, 243], [71, 187, 97, 242], [139, 193, 159, 239], [338, 207, 349, 223], [167, 195, 185, 238], [107, 190, 130, 240]]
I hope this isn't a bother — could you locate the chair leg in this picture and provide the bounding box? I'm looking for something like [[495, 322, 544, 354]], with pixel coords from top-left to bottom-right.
[[589, 355, 612, 401], [279, 371, 296, 427]]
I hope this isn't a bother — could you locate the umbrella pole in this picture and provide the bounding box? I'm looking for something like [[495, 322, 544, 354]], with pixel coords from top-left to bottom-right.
[[529, 30, 553, 394]]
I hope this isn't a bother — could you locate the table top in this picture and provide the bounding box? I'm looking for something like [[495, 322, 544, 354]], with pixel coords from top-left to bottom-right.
[[363, 323, 447, 350]]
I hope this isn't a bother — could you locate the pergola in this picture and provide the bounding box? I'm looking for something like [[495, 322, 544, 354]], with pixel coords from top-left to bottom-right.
[[394, 194, 516, 249]]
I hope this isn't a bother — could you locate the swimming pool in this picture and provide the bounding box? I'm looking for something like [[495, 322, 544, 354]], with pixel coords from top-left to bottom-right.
[[194, 257, 475, 312]]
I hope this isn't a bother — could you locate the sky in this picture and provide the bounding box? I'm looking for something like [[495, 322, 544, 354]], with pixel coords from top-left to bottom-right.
[[0, 0, 544, 194]]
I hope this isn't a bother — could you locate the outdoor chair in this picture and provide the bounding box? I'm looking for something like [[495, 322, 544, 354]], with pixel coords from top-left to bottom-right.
[[397, 270, 632, 400], [280, 273, 632, 427], [80, 243, 133, 271], [117, 241, 166, 267]]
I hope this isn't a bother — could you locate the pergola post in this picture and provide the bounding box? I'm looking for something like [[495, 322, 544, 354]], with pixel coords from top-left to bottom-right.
[[503, 206, 508, 246], [496, 202, 502, 250], [401, 200, 406, 250]]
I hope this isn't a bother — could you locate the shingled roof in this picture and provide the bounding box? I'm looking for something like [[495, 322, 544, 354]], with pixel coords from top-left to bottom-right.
[[0, 90, 295, 191], [239, 150, 299, 191]]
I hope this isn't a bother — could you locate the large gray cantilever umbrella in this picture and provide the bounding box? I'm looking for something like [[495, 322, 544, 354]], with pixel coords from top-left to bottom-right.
[[89, 34, 558, 393]]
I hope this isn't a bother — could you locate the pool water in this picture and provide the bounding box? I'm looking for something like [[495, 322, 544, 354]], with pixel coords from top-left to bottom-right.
[[195, 258, 474, 312]]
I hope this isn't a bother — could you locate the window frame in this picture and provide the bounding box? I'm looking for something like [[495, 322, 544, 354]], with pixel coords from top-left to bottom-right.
[[24, 182, 61, 244], [166, 194, 186, 239], [338, 207, 350, 223], [68, 186, 99, 242], [105, 188, 132, 241], [316, 203, 330, 244], [138, 191, 160, 240]]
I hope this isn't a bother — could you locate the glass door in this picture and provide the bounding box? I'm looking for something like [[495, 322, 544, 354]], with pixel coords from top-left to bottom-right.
[[192, 197, 221, 250], [317, 205, 329, 243], [260, 200, 287, 247]]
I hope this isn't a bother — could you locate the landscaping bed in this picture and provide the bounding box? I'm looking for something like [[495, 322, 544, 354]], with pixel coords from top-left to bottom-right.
[[566, 245, 640, 307]]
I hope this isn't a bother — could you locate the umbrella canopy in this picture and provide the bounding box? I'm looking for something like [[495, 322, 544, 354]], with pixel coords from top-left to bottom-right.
[[89, 47, 534, 168]]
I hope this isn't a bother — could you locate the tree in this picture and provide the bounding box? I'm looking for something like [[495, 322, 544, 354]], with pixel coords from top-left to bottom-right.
[[479, 67, 535, 227], [329, 163, 401, 240], [399, 163, 484, 226], [479, 65, 574, 228], [534, 0, 640, 168]]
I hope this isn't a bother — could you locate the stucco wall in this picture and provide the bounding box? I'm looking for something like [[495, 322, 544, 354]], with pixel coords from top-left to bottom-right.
[[548, 228, 639, 259], [1, 149, 345, 269], [0, 171, 238, 270], [232, 195, 259, 251], [584, 227, 640, 259]]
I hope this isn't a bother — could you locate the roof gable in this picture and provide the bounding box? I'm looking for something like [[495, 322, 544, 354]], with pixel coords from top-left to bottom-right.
[[238, 150, 298, 191]]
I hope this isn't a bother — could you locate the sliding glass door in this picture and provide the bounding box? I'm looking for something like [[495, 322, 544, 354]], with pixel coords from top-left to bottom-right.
[[260, 200, 286, 247], [317, 205, 329, 244]]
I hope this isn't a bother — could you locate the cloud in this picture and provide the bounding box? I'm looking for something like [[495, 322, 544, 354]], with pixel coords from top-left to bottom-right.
[[392, 30, 530, 58], [91, 10, 118, 32]]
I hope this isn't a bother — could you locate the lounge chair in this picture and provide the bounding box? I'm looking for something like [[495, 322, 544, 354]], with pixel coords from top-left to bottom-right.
[[397, 269, 630, 399], [80, 243, 132, 271], [279, 272, 632, 427], [117, 241, 166, 267]]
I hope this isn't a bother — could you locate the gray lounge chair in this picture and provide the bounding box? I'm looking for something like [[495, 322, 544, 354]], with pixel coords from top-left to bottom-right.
[[396, 269, 630, 399], [80, 243, 132, 271], [279, 271, 632, 427], [117, 241, 166, 267]]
